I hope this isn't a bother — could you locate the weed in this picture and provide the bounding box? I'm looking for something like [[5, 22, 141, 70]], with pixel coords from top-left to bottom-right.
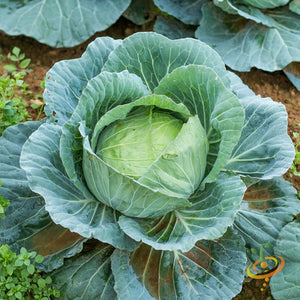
[[4, 46, 31, 73], [0, 72, 31, 135], [0, 47, 33, 134], [289, 129, 300, 177], [0, 244, 60, 299]]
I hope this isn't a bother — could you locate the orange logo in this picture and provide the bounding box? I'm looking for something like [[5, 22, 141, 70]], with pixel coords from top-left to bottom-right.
[[247, 243, 285, 292]]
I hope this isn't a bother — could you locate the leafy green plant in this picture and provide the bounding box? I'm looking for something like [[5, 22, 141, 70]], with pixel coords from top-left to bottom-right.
[[0, 46, 33, 134], [0, 244, 60, 299], [0, 32, 299, 299], [4, 46, 31, 73], [290, 130, 300, 177], [0, 181, 9, 219], [0, 71, 31, 135]]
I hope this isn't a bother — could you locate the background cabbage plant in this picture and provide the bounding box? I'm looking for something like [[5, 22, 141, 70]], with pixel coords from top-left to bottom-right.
[[0, 32, 299, 299], [153, 0, 300, 91]]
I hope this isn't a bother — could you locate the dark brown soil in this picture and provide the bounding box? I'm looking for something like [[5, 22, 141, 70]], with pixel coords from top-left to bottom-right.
[[0, 16, 299, 300]]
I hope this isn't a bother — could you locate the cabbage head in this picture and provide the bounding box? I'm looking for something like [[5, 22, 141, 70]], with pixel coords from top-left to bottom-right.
[[0, 32, 299, 299]]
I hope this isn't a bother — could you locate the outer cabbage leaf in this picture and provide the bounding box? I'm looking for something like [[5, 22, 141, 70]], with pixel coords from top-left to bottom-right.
[[153, 0, 208, 25], [226, 71, 295, 178], [20, 123, 138, 251], [102, 32, 230, 91], [270, 218, 300, 300], [225, 95, 295, 179], [0, 122, 86, 272], [111, 228, 247, 300], [0, 0, 130, 47], [51, 242, 116, 300], [233, 178, 300, 264], [118, 172, 246, 252], [44, 37, 121, 125], [195, 3, 300, 71], [154, 15, 196, 39]]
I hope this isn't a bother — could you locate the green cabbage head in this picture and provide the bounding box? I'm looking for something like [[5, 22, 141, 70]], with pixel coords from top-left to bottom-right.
[[0, 32, 298, 299]]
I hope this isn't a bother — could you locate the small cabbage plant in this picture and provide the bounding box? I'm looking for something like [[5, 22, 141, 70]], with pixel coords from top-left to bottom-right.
[[0, 32, 299, 299]]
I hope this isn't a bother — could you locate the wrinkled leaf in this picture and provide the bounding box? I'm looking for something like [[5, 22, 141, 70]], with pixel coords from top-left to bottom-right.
[[0, 122, 86, 272], [0, 0, 131, 47], [233, 178, 300, 263], [225, 94, 295, 179], [196, 3, 300, 71], [51, 242, 116, 300], [111, 228, 247, 300], [270, 218, 300, 300], [118, 173, 245, 251]]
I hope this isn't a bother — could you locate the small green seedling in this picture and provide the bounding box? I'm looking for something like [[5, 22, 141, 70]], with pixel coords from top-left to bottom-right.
[[0, 244, 60, 299], [4, 46, 31, 73]]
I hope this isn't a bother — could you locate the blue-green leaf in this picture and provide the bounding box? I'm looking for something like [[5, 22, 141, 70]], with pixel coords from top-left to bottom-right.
[[0, 122, 86, 272], [154, 15, 196, 39], [118, 173, 245, 251], [270, 218, 300, 299], [225, 94, 295, 179], [233, 178, 300, 264], [51, 242, 116, 300], [0, 0, 130, 47], [111, 228, 247, 300], [196, 3, 300, 72], [153, 0, 207, 25]]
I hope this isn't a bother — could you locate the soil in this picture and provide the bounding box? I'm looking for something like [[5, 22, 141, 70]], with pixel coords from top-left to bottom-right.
[[0, 16, 299, 300]]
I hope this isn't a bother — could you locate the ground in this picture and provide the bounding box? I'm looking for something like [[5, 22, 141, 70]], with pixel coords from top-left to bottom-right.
[[0, 16, 299, 300]]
